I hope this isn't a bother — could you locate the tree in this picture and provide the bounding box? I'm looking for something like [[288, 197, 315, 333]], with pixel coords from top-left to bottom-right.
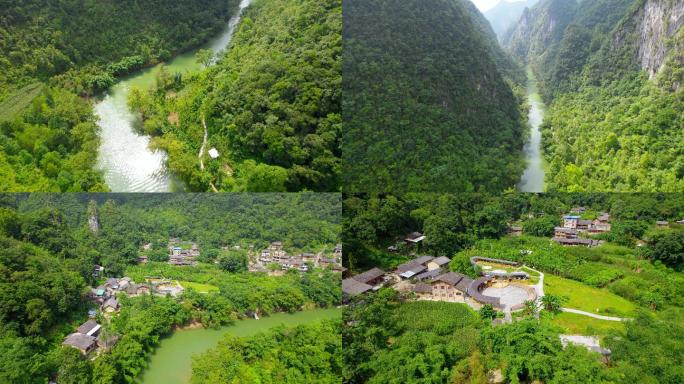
[[479, 304, 497, 320], [523, 216, 559, 237], [219, 252, 248, 273], [647, 231, 684, 271], [541, 294, 565, 314], [57, 347, 93, 384], [195, 48, 215, 67]]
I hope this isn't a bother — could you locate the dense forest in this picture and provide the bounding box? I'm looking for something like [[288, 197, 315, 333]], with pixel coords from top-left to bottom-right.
[[0, 193, 341, 383], [129, 0, 342, 192], [0, 0, 237, 191], [342, 0, 527, 193], [192, 320, 342, 383], [343, 193, 684, 383], [505, 0, 683, 191]]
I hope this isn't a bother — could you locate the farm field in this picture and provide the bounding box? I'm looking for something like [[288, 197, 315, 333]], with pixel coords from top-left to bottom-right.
[[178, 280, 219, 293], [0, 82, 43, 120]]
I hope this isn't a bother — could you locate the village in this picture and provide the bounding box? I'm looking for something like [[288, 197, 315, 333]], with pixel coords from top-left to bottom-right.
[[343, 207, 684, 358], [61, 239, 343, 357]]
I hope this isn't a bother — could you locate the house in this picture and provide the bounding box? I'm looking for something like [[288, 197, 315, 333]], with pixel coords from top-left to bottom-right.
[[138, 255, 148, 264], [394, 256, 434, 279], [404, 232, 426, 244], [105, 278, 119, 291], [576, 219, 593, 231], [318, 257, 337, 269], [352, 267, 386, 286], [63, 333, 98, 355], [422, 272, 472, 303], [77, 320, 101, 337], [412, 283, 433, 298], [102, 297, 120, 314], [92, 265, 104, 278], [508, 226, 523, 236], [413, 269, 441, 281], [427, 256, 450, 271], [300, 252, 316, 263], [553, 237, 601, 247], [342, 278, 373, 297], [571, 207, 587, 214], [333, 244, 342, 258], [591, 213, 612, 232], [656, 221, 669, 228], [563, 215, 581, 229], [554, 227, 578, 239]]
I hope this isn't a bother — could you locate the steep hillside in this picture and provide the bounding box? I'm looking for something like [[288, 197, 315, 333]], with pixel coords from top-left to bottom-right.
[[343, 0, 526, 193], [485, 0, 539, 41], [506, 0, 684, 191]]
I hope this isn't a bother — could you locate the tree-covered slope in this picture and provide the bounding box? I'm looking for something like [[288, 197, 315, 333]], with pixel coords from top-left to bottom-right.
[[506, 0, 683, 191], [129, 0, 341, 192], [343, 0, 526, 193]]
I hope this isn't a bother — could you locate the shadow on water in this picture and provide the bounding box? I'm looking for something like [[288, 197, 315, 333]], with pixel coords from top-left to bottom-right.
[[518, 67, 546, 193], [95, 0, 252, 192]]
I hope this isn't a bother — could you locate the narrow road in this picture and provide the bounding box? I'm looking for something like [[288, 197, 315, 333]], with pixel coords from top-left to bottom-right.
[[199, 116, 208, 171], [560, 308, 630, 322]]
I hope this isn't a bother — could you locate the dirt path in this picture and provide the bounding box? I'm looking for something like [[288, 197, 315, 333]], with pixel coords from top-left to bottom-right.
[[199, 116, 208, 171], [560, 308, 630, 321]]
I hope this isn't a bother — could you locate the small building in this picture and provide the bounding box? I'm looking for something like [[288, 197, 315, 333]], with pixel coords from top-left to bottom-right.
[[404, 232, 426, 244], [77, 320, 101, 337], [426, 272, 472, 303], [563, 215, 581, 229], [576, 219, 593, 231], [413, 269, 441, 281], [63, 333, 98, 355], [138, 255, 148, 264], [591, 213, 612, 233], [412, 283, 433, 299], [333, 244, 342, 258], [571, 207, 587, 214], [342, 278, 373, 297], [553, 237, 600, 248], [318, 257, 337, 269], [352, 267, 386, 286], [92, 265, 104, 278], [554, 227, 578, 239], [427, 256, 450, 271], [508, 226, 523, 236], [300, 252, 316, 263], [656, 221, 669, 228], [102, 297, 120, 314]]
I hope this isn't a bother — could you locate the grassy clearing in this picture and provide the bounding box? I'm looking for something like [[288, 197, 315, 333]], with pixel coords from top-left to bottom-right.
[[544, 274, 637, 317], [0, 83, 43, 120], [550, 312, 625, 336], [476, 261, 540, 284], [178, 280, 219, 293]]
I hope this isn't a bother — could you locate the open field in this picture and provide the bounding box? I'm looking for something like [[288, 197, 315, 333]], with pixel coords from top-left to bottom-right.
[[178, 280, 219, 293], [550, 312, 625, 336], [0, 82, 43, 120], [544, 274, 637, 317]]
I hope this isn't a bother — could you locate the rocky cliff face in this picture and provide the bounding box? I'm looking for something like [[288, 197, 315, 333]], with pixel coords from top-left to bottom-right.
[[635, 0, 684, 78], [503, 0, 578, 64]]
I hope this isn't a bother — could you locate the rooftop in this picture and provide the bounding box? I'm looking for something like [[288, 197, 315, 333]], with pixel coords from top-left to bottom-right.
[[352, 267, 385, 284], [342, 278, 373, 295]]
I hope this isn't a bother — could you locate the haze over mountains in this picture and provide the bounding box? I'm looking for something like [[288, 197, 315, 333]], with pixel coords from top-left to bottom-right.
[[483, 0, 539, 40]]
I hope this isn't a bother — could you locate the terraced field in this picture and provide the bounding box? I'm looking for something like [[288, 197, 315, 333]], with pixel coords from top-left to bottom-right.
[[0, 83, 43, 121]]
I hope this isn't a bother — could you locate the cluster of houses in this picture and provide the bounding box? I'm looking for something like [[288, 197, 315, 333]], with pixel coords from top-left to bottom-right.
[[62, 319, 118, 355], [168, 238, 200, 266], [254, 242, 343, 273], [552, 209, 611, 247], [343, 255, 454, 299]]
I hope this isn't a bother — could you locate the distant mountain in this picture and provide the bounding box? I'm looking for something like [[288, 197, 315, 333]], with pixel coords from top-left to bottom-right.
[[484, 0, 539, 41]]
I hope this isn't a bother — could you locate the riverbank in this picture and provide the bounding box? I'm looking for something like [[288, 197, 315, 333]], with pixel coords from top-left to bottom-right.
[[137, 307, 341, 384]]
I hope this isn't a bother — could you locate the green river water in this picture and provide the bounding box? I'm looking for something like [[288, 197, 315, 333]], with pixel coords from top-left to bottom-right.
[[137, 307, 341, 384]]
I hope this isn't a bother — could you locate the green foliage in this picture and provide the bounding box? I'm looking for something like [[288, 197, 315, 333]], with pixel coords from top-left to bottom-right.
[[131, 0, 341, 192], [647, 231, 684, 271], [342, 0, 526, 193], [541, 294, 566, 313], [522, 215, 560, 237], [217, 251, 248, 273], [479, 304, 497, 320], [191, 320, 342, 383]]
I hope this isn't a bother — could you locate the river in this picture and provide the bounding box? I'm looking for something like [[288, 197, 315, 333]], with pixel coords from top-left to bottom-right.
[[137, 307, 341, 384], [517, 67, 546, 193], [95, 0, 251, 192]]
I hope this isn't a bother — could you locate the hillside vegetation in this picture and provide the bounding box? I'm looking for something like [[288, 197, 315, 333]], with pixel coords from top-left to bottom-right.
[[505, 0, 683, 191], [342, 0, 527, 193], [129, 0, 342, 192], [0, 0, 237, 191]]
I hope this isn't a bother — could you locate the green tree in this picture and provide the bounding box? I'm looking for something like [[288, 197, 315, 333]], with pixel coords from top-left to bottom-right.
[[195, 48, 215, 67]]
